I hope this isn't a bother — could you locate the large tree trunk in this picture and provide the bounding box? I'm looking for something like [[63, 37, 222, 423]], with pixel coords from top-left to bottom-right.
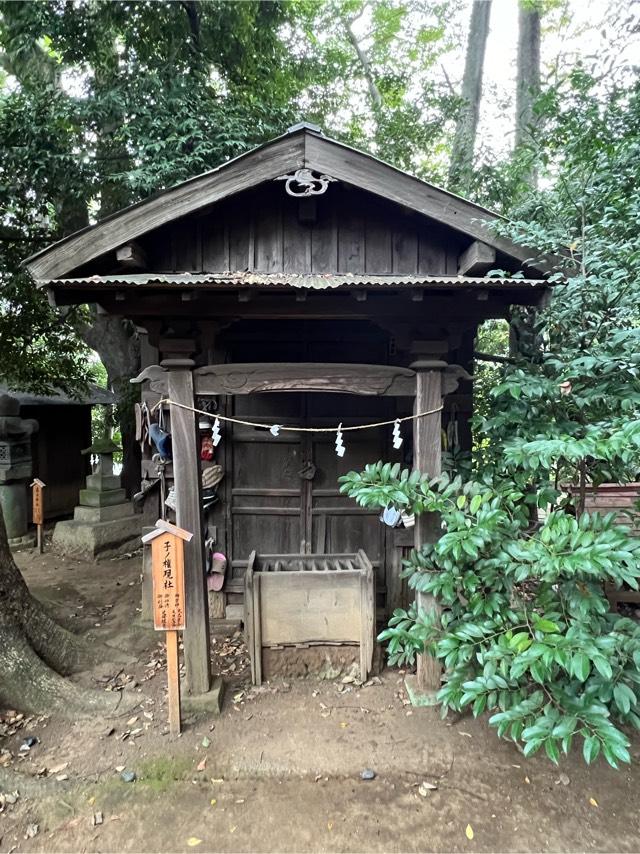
[[515, 0, 541, 186], [515, 1, 541, 147], [76, 311, 141, 497], [0, 505, 131, 716], [448, 0, 492, 194]]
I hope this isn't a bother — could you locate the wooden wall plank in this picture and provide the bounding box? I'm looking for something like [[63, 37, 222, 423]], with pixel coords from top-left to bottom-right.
[[365, 217, 392, 274], [282, 203, 312, 273], [338, 211, 365, 274], [417, 231, 446, 275], [201, 213, 229, 272], [255, 197, 283, 273], [392, 229, 418, 274]]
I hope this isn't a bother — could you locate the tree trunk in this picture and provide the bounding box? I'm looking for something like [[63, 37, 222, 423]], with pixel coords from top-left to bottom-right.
[[75, 311, 141, 498], [448, 0, 492, 194], [515, 0, 541, 186], [0, 504, 131, 716]]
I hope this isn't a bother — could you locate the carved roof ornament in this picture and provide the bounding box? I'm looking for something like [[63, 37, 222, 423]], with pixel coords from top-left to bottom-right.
[[275, 168, 337, 197]]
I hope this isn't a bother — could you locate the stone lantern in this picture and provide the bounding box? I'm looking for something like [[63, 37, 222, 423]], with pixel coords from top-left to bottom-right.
[[0, 393, 38, 548], [52, 436, 141, 560]]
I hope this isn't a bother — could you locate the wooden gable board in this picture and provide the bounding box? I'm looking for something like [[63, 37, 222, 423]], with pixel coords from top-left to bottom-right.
[[24, 127, 548, 281]]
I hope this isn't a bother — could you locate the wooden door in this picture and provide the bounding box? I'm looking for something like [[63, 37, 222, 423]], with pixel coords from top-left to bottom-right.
[[229, 392, 305, 582], [306, 393, 387, 590]]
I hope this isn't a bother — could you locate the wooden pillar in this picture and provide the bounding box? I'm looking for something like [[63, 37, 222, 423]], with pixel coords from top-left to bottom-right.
[[412, 359, 445, 697], [164, 359, 211, 695]]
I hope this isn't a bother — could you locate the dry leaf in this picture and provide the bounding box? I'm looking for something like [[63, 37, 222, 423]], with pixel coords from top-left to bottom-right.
[[339, 722, 348, 728], [186, 837, 202, 847], [210, 799, 217, 806], [126, 716, 138, 726], [465, 824, 474, 840], [590, 797, 598, 807], [196, 757, 207, 772], [49, 762, 69, 775], [327, 821, 334, 831]]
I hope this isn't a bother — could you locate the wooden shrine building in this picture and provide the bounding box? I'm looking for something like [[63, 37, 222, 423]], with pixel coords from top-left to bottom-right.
[[25, 122, 549, 698]]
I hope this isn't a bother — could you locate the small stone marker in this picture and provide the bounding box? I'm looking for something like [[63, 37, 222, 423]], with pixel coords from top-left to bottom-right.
[[30, 479, 45, 553], [142, 518, 193, 735]]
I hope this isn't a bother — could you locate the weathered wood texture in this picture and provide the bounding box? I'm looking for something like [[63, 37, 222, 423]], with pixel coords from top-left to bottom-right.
[[413, 363, 444, 693], [166, 366, 211, 695], [244, 551, 375, 685], [195, 362, 416, 396], [140, 184, 463, 277], [166, 629, 182, 735], [27, 128, 549, 280]]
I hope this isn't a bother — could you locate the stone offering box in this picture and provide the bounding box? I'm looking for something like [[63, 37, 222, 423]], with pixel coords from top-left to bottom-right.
[[244, 550, 375, 684]]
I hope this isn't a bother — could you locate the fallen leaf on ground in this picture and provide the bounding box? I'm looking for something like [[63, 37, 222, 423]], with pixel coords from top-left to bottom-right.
[[590, 797, 598, 807], [48, 762, 69, 775], [465, 824, 474, 840], [201, 736, 211, 748], [25, 824, 39, 839], [210, 799, 217, 806], [187, 837, 202, 847], [418, 782, 437, 796], [196, 757, 207, 772]]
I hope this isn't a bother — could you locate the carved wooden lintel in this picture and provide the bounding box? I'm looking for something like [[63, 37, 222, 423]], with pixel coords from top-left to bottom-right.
[[194, 363, 416, 397], [132, 361, 470, 399]]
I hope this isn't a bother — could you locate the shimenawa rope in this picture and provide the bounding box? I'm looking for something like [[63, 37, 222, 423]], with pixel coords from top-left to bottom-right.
[[152, 398, 443, 434]]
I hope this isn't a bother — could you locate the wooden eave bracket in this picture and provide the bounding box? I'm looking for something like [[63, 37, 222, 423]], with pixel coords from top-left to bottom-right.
[[116, 242, 147, 270], [457, 240, 496, 276]]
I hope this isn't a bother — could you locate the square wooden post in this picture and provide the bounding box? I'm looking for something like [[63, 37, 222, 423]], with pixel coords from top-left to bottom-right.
[[164, 359, 211, 696], [407, 359, 445, 705]]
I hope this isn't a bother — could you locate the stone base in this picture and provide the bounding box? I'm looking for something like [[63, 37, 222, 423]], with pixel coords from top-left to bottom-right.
[[8, 532, 36, 551], [79, 487, 127, 507], [74, 502, 134, 523], [52, 514, 142, 561], [182, 678, 225, 717], [404, 674, 439, 707]]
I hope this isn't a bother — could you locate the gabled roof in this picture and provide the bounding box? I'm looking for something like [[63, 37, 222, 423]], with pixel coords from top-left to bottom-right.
[[24, 123, 546, 281]]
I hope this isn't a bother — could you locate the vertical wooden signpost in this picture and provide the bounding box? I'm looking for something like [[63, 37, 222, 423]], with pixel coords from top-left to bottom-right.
[[142, 519, 192, 735], [30, 479, 46, 554]]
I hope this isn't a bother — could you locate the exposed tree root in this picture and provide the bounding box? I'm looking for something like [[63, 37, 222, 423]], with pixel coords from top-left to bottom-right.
[[0, 620, 130, 718], [0, 506, 137, 717]]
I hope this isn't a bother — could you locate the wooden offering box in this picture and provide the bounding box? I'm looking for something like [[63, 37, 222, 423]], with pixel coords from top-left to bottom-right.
[[244, 551, 375, 684]]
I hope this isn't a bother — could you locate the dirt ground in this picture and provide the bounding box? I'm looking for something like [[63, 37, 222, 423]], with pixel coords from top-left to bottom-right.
[[1, 545, 640, 854]]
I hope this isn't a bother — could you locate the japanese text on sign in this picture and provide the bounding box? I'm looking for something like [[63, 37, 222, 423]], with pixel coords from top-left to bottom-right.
[[151, 534, 186, 631]]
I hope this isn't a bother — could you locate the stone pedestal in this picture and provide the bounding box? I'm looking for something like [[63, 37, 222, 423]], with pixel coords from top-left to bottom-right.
[[53, 441, 141, 561]]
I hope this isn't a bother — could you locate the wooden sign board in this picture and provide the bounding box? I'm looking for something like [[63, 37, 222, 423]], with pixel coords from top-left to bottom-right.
[[31, 478, 45, 526], [141, 519, 193, 736], [30, 479, 46, 553]]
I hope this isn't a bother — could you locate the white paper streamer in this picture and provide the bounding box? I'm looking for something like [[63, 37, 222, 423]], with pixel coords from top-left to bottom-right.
[[335, 422, 345, 457], [212, 417, 222, 447], [392, 418, 403, 449]]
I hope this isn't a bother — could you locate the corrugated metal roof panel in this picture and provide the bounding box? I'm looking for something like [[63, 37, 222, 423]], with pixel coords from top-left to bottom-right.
[[41, 272, 547, 290]]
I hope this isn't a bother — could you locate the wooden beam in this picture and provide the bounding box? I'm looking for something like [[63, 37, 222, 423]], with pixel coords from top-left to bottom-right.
[[132, 362, 418, 398], [165, 362, 211, 696], [194, 362, 416, 397], [116, 242, 147, 269], [457, 241, 496, 275]]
